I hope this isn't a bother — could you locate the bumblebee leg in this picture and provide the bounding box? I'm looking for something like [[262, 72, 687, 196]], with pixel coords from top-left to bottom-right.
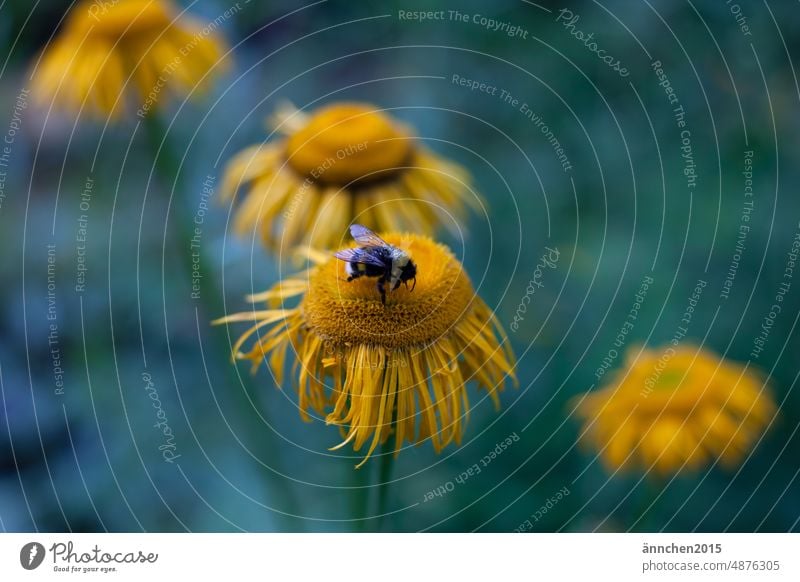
[[377, 280, 386, 304], [392, 279, 401, 291], [346, 270, 364, 282]]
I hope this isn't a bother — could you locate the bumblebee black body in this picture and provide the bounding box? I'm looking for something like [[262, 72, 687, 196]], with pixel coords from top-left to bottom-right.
[[335, 225, 417, 305]]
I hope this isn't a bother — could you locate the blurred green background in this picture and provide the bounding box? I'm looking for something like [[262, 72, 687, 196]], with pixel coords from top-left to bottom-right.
[[1, 0, 799, 532]]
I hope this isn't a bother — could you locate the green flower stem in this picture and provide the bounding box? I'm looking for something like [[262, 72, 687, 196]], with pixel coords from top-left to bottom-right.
[[351, 463, 371, 532], [374, 437, 394, 531], [634, 476, 662, 532], [371, 400, 398, 532], [141, 112, 300, 530], [350, 438, 395, 532]]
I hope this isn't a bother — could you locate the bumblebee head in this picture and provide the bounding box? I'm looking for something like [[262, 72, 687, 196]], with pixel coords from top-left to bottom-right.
[[400, 260, 417, 291]]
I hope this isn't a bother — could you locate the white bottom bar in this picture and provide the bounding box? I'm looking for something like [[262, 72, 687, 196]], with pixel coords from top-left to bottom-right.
[[1, 533, 797, 581]]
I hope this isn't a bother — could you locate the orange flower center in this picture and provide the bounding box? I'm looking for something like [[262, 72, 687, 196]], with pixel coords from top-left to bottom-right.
[[301, 234, 474, 348], [651, 369, 686, 391], [285, 104, 413, 185]]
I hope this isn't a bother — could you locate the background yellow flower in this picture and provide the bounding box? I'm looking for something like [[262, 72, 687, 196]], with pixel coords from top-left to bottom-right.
[[31, 0, 227, 119], [215, 233, 516, 467], [573, 346, 776, 475], [220, 102, 482, 251]]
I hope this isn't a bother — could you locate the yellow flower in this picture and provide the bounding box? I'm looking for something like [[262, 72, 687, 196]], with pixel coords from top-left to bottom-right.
[[214, 233, 516, 467], [220, 102, 482, 251], [31, 0, 227, 119], [573, 346, 776, 475]]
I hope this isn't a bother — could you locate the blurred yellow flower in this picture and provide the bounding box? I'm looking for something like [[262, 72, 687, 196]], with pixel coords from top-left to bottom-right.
[[220, 102, 482, 251], [214, 233, 516, 467], [577, 346, 777, 474], [574, 346, 776, 475], [31, 0, 227, 119]]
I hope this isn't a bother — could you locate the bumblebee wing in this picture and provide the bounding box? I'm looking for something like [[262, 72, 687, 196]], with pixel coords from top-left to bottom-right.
[[349, 224, 389, 248], [334, 248, 386, 267]]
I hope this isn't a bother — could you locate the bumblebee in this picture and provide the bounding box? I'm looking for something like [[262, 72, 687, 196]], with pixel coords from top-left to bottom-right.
[[334, 224, 417, 304]]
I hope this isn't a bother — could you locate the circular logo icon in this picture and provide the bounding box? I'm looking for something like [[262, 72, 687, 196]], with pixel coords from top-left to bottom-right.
[[20, 542, 46, 570]]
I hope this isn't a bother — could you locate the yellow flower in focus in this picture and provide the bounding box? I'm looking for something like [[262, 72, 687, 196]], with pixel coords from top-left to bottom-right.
[[573, 346, 776, 475], [31, 0, 227, 119], [220, 102, 482, 251], [214, 233, 516, 467]]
